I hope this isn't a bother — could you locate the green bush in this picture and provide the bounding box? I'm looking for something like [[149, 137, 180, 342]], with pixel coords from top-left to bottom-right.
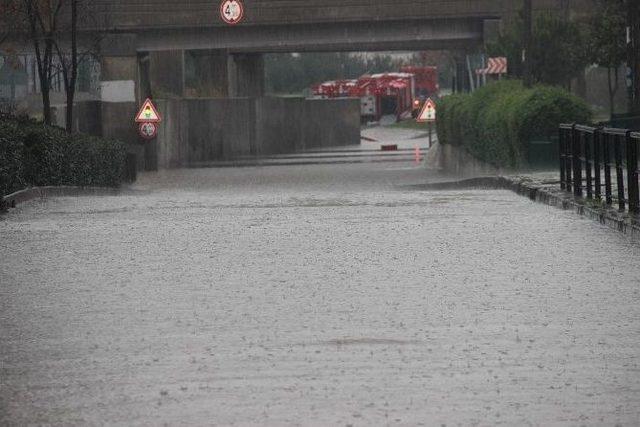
[[1, 116, 127, 199], [437, 80, 592, 168], [0, 119, 27, 197]]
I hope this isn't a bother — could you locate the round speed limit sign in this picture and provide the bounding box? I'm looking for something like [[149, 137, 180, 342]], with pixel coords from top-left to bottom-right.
[[220, 0, 244, 25], [139, 122, 158, 140]]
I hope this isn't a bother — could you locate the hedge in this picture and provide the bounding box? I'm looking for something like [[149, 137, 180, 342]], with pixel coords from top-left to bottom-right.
[[1, 115, 128, 201], [437, 80, 592, 169]]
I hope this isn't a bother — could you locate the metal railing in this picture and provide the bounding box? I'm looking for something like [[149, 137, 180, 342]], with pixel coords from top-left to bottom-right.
[[559, 124, 640, 215]]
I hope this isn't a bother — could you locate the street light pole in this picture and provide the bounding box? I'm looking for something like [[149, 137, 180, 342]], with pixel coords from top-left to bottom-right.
[[629, 0, 640, 114], [523, 0, 533, 87]]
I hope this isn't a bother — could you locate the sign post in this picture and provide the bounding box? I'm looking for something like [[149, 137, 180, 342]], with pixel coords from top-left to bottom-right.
[[416, 98, 437, 148]]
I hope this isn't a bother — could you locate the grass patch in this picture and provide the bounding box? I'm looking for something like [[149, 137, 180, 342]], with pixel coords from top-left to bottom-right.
[[388, 120, 433, 131]]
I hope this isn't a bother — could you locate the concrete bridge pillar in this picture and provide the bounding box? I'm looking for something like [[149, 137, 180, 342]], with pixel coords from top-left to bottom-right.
[[147, 50, 186, 98], [227, 53, 265, 97], [99, 34, 139, 143], [184, 50, 230, 97], [453, 54, 471, 93]]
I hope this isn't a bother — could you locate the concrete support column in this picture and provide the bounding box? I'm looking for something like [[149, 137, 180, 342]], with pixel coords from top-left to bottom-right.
[[99, 34, 156, 171], [148, 50, 185, 98], [100, 34, 139, 145], [184, 50, 229, 97], [100, 34, 138, 105], [453, 54, 470, 93], [228, 53, 265, 97]]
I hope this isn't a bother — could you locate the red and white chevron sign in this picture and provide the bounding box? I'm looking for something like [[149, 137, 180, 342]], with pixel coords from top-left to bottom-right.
[[476, 57, 508, 75]]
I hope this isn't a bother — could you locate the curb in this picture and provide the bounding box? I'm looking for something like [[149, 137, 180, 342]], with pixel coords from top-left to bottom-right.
[[360, 136, 378, 142], [2, 186, 121, 211], [409, 176, 640, 242]]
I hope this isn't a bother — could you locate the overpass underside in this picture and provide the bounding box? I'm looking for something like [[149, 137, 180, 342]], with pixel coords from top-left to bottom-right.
[[134, 18, 487, 53], [96, 16, 493, 167], [102, 16, 491, 104]]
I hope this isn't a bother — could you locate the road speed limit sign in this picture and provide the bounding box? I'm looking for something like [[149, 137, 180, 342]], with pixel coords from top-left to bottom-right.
[[220, 0, 244, 25], [139, 122, 158, 140]]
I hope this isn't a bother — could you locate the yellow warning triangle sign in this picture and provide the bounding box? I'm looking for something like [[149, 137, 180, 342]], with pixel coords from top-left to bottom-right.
[[417, 98, 436, 123], [135, 99, 162, 123]]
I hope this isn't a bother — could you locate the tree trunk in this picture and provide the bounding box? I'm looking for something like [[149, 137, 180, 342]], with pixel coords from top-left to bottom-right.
[[28, 3, 53, 126], [522, 0, 533, 87], [41, 80, 51, 124], [39, 40, 54, 125], [65, 85, 75, 132], [64, 0, 78, 133]]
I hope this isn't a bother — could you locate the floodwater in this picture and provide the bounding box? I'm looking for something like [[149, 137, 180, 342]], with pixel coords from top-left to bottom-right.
[[2, 156, 640, 425]]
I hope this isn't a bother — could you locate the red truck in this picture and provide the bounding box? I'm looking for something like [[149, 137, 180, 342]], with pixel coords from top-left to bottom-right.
[[400, 66, 440, 118], [311, 66, 439, 122]]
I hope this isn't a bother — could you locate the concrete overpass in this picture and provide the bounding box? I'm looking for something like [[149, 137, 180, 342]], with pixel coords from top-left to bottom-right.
[[94, 0, 508, 53], [93, 0, 589, 100], [76, 0, 590, 168]]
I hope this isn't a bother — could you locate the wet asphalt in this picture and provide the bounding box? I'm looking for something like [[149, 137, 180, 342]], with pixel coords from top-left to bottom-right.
[[2, 136, 640, 426]]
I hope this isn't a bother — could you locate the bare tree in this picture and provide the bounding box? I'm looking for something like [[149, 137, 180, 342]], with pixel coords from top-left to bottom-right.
[[21, 0, 64, 125], [52, 0, 78, 132], [4, 0, 102, 129], [51, 0, 104, 132]]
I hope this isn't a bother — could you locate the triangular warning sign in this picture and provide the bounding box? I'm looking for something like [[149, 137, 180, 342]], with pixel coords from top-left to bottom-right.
[[135, 99, 162, 123], [417, 98, 436, 123]]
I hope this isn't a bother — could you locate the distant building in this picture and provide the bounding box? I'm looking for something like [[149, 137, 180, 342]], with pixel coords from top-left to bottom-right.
[[0, 57, 28, 104]]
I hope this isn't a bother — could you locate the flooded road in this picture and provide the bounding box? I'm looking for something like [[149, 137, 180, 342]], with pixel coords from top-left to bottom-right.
[[2, 159, 640, 425]]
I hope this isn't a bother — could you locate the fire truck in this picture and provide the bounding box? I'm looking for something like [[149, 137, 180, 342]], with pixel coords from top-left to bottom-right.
[[312, 73, 415, 122], [400, 66, 440, 118], [311, 67, 439, 122]]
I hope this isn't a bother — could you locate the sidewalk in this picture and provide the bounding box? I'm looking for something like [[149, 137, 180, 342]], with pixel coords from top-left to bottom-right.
[[413, 169, 640, 242]]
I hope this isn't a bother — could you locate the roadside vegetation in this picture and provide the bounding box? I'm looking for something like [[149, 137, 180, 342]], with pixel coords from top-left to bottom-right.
[[437, 80, 592, 169], [0, 115, 128, 204], [389, 120, 431, 131]]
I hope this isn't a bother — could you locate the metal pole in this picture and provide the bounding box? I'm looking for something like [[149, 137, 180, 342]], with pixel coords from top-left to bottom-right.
[[628, 0, 640, 113], [573, 126, 583, 197], [585, 132, 593, 199], [604, 133, 613, 206], [566, 125, 574, 193], [615, 135, 626, 211], [594, 128, 602, 200], [560, 127, 566, 190], [626, 131, 639, 214], [466, 55, 475, 92], [523, 0, 533, 87], [428, 121, 433, 149]]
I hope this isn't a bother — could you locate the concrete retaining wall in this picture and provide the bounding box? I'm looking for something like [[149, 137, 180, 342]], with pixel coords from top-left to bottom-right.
[[303, 98, 361, 150], [49, 96, 360, 170], [51, 101, 102, 135], [256, 97, 305, 155], [437, 143, 504, 178], [154, 96, 360, 168]]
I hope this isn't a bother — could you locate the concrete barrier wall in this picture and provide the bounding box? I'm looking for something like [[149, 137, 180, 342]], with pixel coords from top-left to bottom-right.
[[56, 96, 360, 170], [303, 98, 361, 150], [156, 99, 188, 169], [154, 96, 360, 168], [51, 101, 102, 135], [256, 97, 305, 155], [437, 143, 503, 178], [155, 98, 257, 168]]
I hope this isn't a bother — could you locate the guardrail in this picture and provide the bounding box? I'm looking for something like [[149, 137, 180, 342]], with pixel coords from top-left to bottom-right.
[[559, 124, 640, 214]]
